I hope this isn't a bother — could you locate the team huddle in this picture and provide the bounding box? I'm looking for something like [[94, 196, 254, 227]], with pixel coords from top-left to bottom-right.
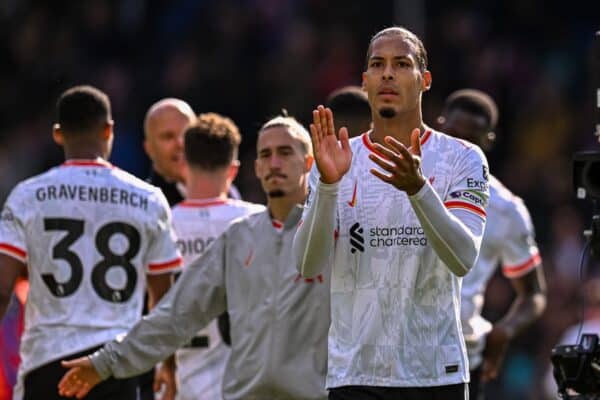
[[0, 27, 546, 400]]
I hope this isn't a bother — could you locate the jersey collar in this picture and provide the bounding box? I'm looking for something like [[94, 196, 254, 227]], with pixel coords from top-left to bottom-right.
[[178, 197, 229, 208], [362, 129, 432, 159], [61, 158, 113, 168]]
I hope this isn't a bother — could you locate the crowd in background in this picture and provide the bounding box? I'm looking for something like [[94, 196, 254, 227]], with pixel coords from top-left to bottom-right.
[[0, 1, 598, 399]]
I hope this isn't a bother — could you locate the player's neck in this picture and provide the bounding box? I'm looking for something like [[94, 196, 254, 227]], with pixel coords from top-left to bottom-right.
[[267, 190, 305, 222], [371, 110, 424, 148], [63, 146, 108, 162], [186, 171, 229, 200]]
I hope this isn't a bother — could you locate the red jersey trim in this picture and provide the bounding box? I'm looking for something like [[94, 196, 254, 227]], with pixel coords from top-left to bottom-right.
[[148, 257, 183, 272], [178, 199, 229, 208], [272, 220, 284, 229], [502, 253, 542, 278], [444, 201, 487, 218], [62, 159, 113, 168], [0, 243, 27, 261], [362, 130, 432, 159]]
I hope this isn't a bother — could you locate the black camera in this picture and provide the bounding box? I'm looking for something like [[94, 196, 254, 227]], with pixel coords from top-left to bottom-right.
[[573, 151, 600, 258], [551, 334, 600, 399]]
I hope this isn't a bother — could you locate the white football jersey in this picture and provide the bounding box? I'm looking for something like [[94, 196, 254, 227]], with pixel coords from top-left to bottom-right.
[[171, 198, 265, 400], [306, 130, 489, 388], [461, 176, 541, 369], [0, 159, 181, 396]]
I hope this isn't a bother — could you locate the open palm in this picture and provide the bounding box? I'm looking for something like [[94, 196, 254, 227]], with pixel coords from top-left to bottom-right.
[[309, 105, 352, 184], [58, 357, 102, 399]]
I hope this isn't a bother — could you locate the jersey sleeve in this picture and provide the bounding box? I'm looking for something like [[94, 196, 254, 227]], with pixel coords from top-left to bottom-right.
[[0, 186, 28, 264], [444, 146, 490, 220], [294, 164, 338, 277], [500, 200, 542, 278], [144, 190, 182, 275]]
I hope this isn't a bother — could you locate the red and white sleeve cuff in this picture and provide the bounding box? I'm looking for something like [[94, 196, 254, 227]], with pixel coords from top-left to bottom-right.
[[444, 201, 486, 219], [0, 243, 27, 263], [502, 253, 542, 278], [147, 257, 183, 274]]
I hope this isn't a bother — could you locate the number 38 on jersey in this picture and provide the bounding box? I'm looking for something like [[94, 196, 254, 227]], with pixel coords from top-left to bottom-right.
[[43, 217, 140, 303]]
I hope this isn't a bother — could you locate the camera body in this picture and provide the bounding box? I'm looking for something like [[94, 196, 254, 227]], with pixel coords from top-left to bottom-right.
[[551, 333, 600, 398]]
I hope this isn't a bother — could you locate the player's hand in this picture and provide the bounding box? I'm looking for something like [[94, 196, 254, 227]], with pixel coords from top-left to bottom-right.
[[481, 325, 511, 382], [310, 105, 352, 184], [369, 128, 426, 195], [154, 358, 177, 400], [58, 357, 102, 399]]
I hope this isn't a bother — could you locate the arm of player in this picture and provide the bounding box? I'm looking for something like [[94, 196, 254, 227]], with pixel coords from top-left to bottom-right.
[[294, 106, 351, 277], [147, 273, 173, 309], [482, 266, 546, 382], [294, 178, 338, 277], [369, 130, 488, 276], [58, 234, 229, 398], [0, 254, 26, 320], [409, 181, 486, 276]]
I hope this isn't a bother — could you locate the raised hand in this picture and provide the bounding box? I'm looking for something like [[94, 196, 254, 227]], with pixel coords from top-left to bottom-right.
[[309, 105, 352, 184], [368, 128, 426, 195], [58, 357, 102, 399]]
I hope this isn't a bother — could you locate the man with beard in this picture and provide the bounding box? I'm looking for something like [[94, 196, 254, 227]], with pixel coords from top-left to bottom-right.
[[295, 27, 490, 399], [58, 116, 330, 400]]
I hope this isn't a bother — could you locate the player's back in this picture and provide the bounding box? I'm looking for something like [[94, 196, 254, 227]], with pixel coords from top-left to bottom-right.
[[1, 159, 180, 378], [171, 198, 265, 400]]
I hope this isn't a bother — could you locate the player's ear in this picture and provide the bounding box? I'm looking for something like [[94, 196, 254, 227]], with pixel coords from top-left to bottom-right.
[[52, 123, 64, 146], [102, 120, 114, 141], [361, 72, 367, 91], [305, 154, 314, 171], [228, 160, 240, 182], [422, 70, 432, 91]]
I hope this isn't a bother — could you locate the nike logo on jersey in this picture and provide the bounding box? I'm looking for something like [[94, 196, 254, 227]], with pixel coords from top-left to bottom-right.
[[347, 181, 358, 207], [244, 249, 254, 267]]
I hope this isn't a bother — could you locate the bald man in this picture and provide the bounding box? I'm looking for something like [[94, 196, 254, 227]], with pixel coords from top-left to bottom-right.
[[144, 99, 241, 205], [144, 98, 196, 205]]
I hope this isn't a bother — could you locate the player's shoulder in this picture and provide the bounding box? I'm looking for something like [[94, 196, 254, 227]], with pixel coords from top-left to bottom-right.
[[488, 176, 531, 223], [430, 129, 486, 160], [110, 168, 162, 194], [6, 167, 62, 200], [225, 199, 266, 215], [226, 207, 268, 233], [111, 168, 168, 204]]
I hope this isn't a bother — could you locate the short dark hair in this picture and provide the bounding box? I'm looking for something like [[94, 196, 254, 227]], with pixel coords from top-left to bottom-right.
[[443, 89, 499, 131], [326, 86, 370, 117], [57, 85, 111, 135], [184, 113, 241, 170], [365, 27, 428, 72]]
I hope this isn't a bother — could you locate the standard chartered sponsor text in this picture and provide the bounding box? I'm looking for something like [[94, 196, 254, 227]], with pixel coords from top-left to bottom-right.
[[369, 225, 427, 247]]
